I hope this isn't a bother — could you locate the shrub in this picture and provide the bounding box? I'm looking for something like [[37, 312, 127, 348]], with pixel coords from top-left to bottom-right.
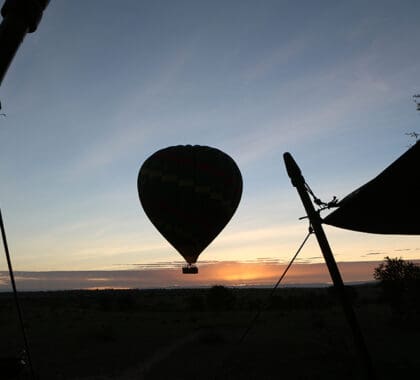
[[373, 257, 420, 314]]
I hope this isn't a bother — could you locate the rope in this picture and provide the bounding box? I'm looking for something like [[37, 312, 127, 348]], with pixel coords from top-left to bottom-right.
[[304, 182, 338, 212], [237, 228, 313, 344], [215, 228, 313, 379]]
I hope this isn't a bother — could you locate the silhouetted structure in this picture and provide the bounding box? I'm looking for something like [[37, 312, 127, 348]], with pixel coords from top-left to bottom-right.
[[284, 152, 375, 380], [324, 142, 420, 234], [0, 0, 49, 85], [0, 2, 50, 379]]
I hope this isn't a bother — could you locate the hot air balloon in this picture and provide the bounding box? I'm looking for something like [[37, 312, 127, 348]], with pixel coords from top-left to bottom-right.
[[138, 145, 243, 274]]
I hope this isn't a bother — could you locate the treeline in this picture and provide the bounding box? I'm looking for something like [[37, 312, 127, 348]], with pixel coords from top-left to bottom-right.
[[0, 284, 381, 314]]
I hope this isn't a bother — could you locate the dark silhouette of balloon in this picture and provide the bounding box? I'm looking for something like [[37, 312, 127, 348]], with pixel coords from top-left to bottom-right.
[[138, 145, 242, 274]]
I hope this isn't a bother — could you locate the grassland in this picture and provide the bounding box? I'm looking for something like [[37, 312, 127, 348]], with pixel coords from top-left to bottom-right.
[[0, 285, 419, 379]]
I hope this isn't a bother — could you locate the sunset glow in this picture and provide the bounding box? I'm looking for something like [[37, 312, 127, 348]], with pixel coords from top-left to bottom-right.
[[0, 260, 396, 291], [0, 1, 419, 290]]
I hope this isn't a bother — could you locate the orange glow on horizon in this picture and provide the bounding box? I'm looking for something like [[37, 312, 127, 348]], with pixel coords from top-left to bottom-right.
[[203, 262, 287, 284], [84, 286, 131, 290], [192, 261, 381, 286], [1, 260, 398, 291]]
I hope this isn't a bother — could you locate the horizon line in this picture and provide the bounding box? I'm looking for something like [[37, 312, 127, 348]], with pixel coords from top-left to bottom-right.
[[1, 259, 408, 292]]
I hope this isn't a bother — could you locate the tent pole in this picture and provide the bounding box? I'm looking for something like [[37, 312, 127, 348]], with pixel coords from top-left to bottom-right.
[[0, 0, 49, 86], [0, 208, 36, 379], [283, 152, 375, 380], [0, 2, 49, 377]]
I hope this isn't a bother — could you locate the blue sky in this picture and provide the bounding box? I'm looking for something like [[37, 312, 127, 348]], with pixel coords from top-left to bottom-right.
[[0, 0, 419, 277]]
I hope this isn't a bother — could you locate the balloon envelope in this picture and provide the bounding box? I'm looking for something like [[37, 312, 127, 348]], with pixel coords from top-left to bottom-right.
[[138, 145, 243, 265]]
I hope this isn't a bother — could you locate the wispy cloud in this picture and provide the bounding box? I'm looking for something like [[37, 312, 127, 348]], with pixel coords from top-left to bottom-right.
[[64, 39, 200, 179], [240, 37, 307, 82], [362, 252, 385, 257], [226, 40, 414, 168], [66, 126, 149, 178]]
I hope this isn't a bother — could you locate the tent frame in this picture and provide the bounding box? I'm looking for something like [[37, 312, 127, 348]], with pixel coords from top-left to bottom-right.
[[0, 1, 50, 378], [284, 152, 375, 380]]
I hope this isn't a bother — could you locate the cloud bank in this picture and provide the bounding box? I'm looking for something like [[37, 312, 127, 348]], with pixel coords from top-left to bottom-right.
[[0, 260, 402, 292]]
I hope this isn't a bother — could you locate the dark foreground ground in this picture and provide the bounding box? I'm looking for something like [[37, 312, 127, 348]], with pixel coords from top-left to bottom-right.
[[0, 285, 419, 379]]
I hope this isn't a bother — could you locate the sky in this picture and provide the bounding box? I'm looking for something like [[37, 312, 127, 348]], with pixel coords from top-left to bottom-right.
[[0, 0, 419, 290]]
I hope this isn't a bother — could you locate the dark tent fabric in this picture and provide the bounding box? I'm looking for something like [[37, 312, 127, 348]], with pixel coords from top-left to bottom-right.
[[323, 141, 420, 235]]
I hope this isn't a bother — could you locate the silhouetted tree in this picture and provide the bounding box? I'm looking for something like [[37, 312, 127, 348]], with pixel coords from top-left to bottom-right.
[[414, 94, 420, 111], [374, 257, 420, 314], [405, 94, 420, 144]]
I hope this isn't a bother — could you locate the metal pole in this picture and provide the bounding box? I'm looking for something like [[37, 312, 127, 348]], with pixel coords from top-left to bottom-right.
[[283, 152, 375, 380], [0, 208, 36, 379], [0, 2, 49, 377], [0, 0, 49, 86]]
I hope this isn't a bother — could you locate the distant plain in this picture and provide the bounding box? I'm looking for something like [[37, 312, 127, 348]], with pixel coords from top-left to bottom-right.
[[1, 285, 419, 379]]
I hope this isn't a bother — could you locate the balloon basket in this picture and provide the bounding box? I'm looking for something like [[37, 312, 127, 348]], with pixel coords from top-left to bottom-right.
[[182, 265, 198, 274]]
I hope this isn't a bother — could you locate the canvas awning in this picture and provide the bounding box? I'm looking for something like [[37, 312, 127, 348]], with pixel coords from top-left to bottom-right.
[[323, 141, 420, 235]]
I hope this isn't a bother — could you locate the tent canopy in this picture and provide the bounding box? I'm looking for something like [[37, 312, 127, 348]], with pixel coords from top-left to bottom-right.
[[323, 142, 420, 235]]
